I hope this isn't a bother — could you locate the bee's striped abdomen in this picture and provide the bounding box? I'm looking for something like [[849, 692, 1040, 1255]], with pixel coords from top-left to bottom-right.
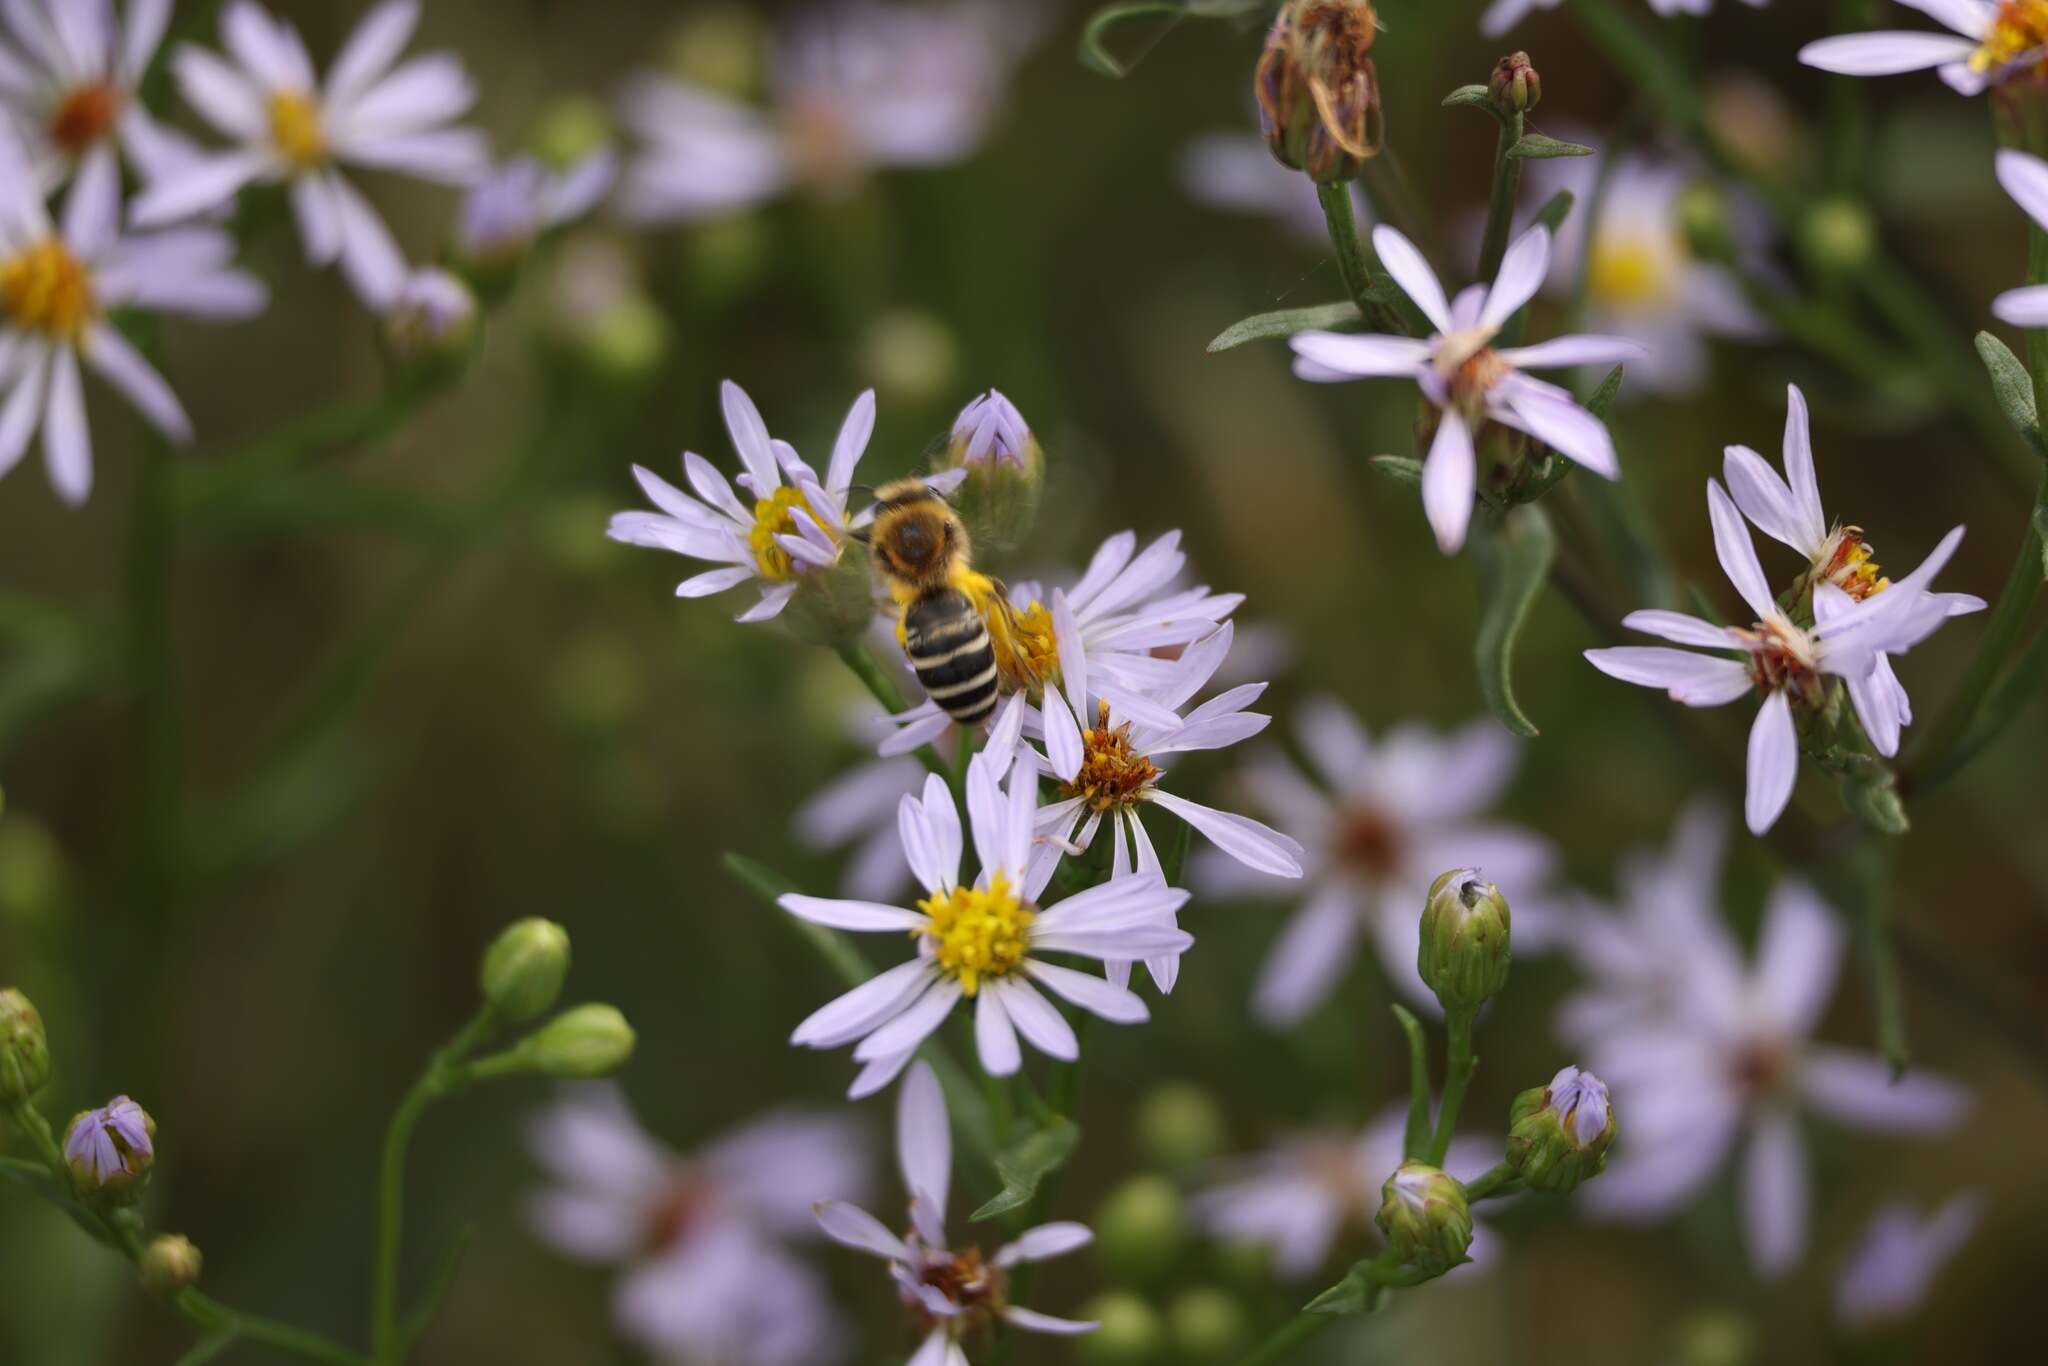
[[903, 589, 999, 726]]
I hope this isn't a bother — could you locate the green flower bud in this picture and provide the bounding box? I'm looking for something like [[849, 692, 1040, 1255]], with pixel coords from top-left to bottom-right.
[[1677, 181, 1734, 262], [0, 816, 67, 925], [1133, 1082, 1229, 1172], [531, 97, 612, 170], [0, 987, 51, 1103], [1506, 1065, 1616, 1193], [935, 390, 1043, 555], [1489, 52, 1540, 116], [1799, 199, 1876, 277], [1417, 869, 1511, 1010], [1254, 1, 1384, 184], [480, 919, 572, 1024], [577, 295, 669, 387], [1167, 1287, 1249, 1363], [524, 1005, 635, 1078], [1375, 1161, 1472, 1278], [1093, 1175, 1186, 1287], [1077, 1292, 1165, 1366], [140, 1234, 203, 1295], [64, 1097, 155, 1205]]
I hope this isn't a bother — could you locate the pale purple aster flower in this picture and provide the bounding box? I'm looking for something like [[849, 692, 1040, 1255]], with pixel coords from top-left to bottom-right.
[[1585, 479, 1971, 834], [608, 381, 875, 624], [1289, 223, 1644, 553], [1722, 384, 1984, 756], [1582, 879, 1972, 1278], [383, 265, 473, 336], [525, 1082, 868, 1366], [1524, 143, 1768, 398], [1800, 1, 2017, 95], [881, 530, 1243, 758], [814, 1061, 1096, 1363], [949, 389, 1030, 467], [63, 1094, 153, 1186], [781, 750, 1191, 1098], [0, 0, 201, 214], [1543, 1066, 1614, 1147], [1197, 697, 1556, 1026], [0, 116, 266, 505], [618, 1, 1035, 224], [1993, 150, 2048, 327], [1835, 1192, 1983, 1329], [1479, 0, 1560, 36], [1177, 131, 1361, 242], [1190, 1105, 1499, 1281], [1648, 0, 1772, 14], [132, 0, 490, 310], [458, 148, 617, 262], [1028, 621, 1303, 994]]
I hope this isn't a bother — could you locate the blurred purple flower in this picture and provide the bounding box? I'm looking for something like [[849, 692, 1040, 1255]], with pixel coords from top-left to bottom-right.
[[1177, 131, 1362, 242], [1581, 874, 1972, 1278], [1198, 696, 1558, 1026], [1835, 1192, 1983, 1329], [459, 149, 617, 261], [63, 1094, 153, 1185]]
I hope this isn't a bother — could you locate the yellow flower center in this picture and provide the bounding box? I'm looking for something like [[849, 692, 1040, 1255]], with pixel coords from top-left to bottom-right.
[[916, 872, 1034, 997], [49, 83, 121, 156], [980, 588, 1060, 696], [269, 90, 327, 168], [1814, 526, 1887, 602], [747, 485, 823, 582], [1974, 1, 2048, 76], [0, 240, 93, 340], [1061, 699, 1161, 814], [1587, 230, 1678, 310]]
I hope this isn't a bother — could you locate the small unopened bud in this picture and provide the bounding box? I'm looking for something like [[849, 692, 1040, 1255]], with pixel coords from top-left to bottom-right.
[[1799, 199, 1876, 277], [531, 96, 613, 170], [0, 987, 51, 1103], [1375, 1161, 1473, 1277], [1077, 1292, 1165, 1366], [1506, 1065, 1616, 1193], [140, 1234, 203, 1294], [1255, 1, 1385, 184], [1489, 52, 1540, 115], [1167, 1287, 1249, 1363], [64, 1096, 155, 1203], [1093, 1174, 1186, 1286], [524, 1005, 635, 1078], [1417, 869, 1511, 1010], [382, 269, 478, 366], [480, 918, 572, 1023], [1677, 181, 1734, 262], [1134, 1082, 1228, 1172], [937, 389, 1043, 553]]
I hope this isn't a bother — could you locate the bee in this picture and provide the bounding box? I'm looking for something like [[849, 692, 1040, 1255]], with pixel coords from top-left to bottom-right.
[[863, 478, 1025, 727]]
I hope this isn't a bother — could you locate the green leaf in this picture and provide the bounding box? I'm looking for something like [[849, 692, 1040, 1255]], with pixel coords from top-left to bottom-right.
[[970, 1118, 1080, 1221], [1304, 1264, 1377, 1315], [1974, 331, 2044, 455], [1079, 0, 1262, 79], [1208, 301, 1361, 353], [1531, 188, 1576, 236], [1440, 84, 1500, 118], [1368, 455, 1423, 486], [1390, 1004, 1431, 1160], [1839, 771, 1909, 836], [1472, 505, 1557, 739], [1507, 134, 1595, 161], [173, 1330, 242, 1366], [1584, 365, 1625, 419]]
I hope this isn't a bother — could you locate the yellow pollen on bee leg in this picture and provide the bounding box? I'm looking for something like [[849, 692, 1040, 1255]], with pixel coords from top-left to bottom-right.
[[915, 872, 1034, 997], [0, 240, 93, 340], [747, 485, 823, 582], [268, 90, 327, 168], [980, 588, 1059, 695]]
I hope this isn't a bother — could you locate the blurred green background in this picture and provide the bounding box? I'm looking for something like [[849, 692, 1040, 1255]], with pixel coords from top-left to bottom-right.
[[2, 0, 2046, 1362]]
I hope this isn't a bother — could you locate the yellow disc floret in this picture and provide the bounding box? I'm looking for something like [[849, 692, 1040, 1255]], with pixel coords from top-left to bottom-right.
[[1587, 231, 1678, 311], [969, 575, 1059, 695], [916, 872, 1034, 996], [747, 485, 823, 582], [0, 240, 93, 341], [269, 90, 327, 168], [1815, 526, 1887, 602], [1062, 700, 1161, 814], [1973, 1, 2048, 79]]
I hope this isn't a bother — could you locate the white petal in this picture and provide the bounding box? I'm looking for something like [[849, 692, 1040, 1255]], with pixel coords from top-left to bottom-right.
[[1621, 609, 1740, 649], [995, 1222, 1092, 1267], [82, 324, 190, 442], [221, 0, 314, 90], [0, 349, 48, 482], [674, 565, 753, 598], [1003, 1306, 1100, 1335], [990, 979, 1077, 1061], [790, 959, 933, 1048], [1744, 691, 1798, 835], [1493, 380, 1618, 478], [326, 173, 408, 310], [854, 978, 962, 1061], [1797, 32, 1978, 77], [1779, 385, 1827, 551], [291, 172, 343, 264], [121, 0, 175, 84], [1372, 224, 1452, 333], [1148, 791, 1301, 878], [776, 894, 924, 932], [827, 388, 874, 496], [1798, 1047, 1971, 1132], [720, 379, 780, 499], [1039, 686, 1085, 783], [1420, 410, 1475, 554], [897, 1060, 951, 1224], [813, 1200, 909, 1261], [1722, 445, 1809, 554], [62, 143, 120, 258], [1708, 479, 1780, 623], [324, 0, 420, 110], [1287, 330, 1430, 378], [1584, 647, 1753, 706], [1891, 0, 1992, 40], [1024, 960, 1149, 1023], [1250, 886, 1358, 1028], [1480, 224, 1551, 330], [1752, 879, 1843, 1038], [170, 45, 268, 141], [1493, 334, 1644, 370], [1992, 283, 2048, 327], [1742, 1112, 1809, 1280], [41, 345, 89, 505], [975, 987, 1022, 1076], [128, 148, 268, 227], [735, 581, 797, 623]]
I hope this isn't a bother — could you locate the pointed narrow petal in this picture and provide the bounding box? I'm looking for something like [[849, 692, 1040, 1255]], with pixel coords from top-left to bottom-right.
[[897, 1060, 952, 1224], [1371, 225, 1452, 332], [1480, 224, 1551, 330], [1744, 691, 1798, 834], [1780, 385, 1828, 549], [814, 1200, 910, 1261], [776, 895, 924, 932], [1420, 410, 1475, 554], [1742, 1111, 1809, 1279], [1708, 479, 1781, 622], [1798, 32, 1978, 77]]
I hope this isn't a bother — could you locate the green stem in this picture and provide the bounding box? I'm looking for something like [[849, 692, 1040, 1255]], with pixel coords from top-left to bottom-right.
[[1462, 1161, 1520, 1203], [175, 1292, 364, 1366], [1389, 1004, 1431, 1160], [1428, 1008, 1478, 1167], [1477, 111, 1525, 283], [1234, 1311, 1340, 1366], [1315, 182, 1402, 334], [370, 1009, 495, 1363]]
